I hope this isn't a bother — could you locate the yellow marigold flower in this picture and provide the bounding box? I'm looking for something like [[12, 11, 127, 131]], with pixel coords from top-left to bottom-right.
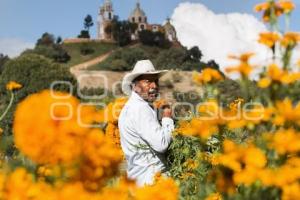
[[233, 167, 262, 185], [183, 159, 198, 170], [13, 90, 98, 165], [215, 172, 236, 194], [254, 1, 283, 22], [176, 118, 219, 139], [280, 72, 300, 84], [227, 119, 247, 130], [267, 63, 284, 81], [205, 192, 222, 200], [281, 32, 300, 47], [277, 0, 295, 13], [269, 129, 300, 154], [0, 128, 3, 135], [274, 99, 300, 125], [6, 81, 22, 91], [193, 68, 223, 84], [258, 77, 272, 88], [228, 52, 255, 63], [226, 53, 255, 77], [243, 147, 266, 168], [214, 140, 243, 172], [254, 2, 270, 12], [258, 32, 280, 48], [135, 177, 179, 200]]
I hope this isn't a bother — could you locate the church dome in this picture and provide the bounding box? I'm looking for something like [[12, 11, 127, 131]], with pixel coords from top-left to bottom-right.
[[130, 2, 146, 17], [129, 2, 147, 24]]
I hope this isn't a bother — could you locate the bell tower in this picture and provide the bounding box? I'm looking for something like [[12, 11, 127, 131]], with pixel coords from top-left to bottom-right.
[[98, 0, 114, 40]]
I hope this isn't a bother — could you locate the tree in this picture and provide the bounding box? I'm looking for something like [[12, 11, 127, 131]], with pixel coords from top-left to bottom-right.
[[56, 36, 62, 44], [78, 30, 90, 39], [0, 54, 78, 154], [188, 46, 202, 61], [36, 32, 55, 46], [84, 15, 94, 31], [207, 60, 220, 70], [24, 33, 70, 63], [107, 17, 137, 46], [138, 30, 171, 48]]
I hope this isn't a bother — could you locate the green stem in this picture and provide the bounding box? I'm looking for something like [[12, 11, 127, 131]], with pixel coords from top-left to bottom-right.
[[282, 45, 293, 70], [0, 91, 14, 121], [285, 14, 290, 32]]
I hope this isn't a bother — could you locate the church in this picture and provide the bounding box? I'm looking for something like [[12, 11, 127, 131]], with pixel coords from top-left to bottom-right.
[[97, 0, 178, 42]]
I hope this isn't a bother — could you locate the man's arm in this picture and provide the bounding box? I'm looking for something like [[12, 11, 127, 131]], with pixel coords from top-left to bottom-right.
[[136, 106, 174, 153]]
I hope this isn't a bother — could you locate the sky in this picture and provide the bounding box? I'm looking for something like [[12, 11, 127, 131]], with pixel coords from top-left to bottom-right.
[[0, 0, 300, 73]]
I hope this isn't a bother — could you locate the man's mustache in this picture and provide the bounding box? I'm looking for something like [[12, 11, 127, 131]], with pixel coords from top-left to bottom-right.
[[149, 88, 158, 94]]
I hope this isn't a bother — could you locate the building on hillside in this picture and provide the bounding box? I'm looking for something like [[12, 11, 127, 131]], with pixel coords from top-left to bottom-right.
[[97, 0, 178, 42], [97, 0, 114, 40]]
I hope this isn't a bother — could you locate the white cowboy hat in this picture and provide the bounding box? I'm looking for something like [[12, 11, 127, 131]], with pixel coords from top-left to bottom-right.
[[121, 60, 168, 95]]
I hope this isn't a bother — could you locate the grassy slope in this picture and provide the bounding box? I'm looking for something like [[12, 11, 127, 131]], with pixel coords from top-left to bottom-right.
[[88, 44, 184, 71], [61, 42, 117, 68]]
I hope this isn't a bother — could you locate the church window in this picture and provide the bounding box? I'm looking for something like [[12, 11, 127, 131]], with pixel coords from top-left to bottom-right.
[[108, 12, 112, 19], [132, 17, 135, 23], [138, 17, 142, 23], [145, 17, 147, 23], [141, 24, 145, 30]]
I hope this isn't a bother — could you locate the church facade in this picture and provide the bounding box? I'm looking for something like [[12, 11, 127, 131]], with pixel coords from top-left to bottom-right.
[[97, 0, 178, 42]]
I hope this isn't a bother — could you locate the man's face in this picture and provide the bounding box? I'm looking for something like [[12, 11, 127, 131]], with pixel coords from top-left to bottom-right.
[[133, 74, 159, 103]]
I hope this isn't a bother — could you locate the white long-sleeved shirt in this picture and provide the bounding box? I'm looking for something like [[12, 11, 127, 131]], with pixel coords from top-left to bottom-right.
[[118, 91, 174, 186]]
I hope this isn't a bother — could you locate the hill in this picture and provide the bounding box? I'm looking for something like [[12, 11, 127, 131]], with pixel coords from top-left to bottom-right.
[[87, 44, 208, 72], [61, 41, 117, 68]]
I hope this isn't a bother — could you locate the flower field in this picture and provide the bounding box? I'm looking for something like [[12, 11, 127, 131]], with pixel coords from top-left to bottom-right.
[[1, 0, 300, 199]]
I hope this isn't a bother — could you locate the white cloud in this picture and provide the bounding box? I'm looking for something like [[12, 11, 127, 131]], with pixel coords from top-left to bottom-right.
[[171, 2, 292, 78], [0, 38, 34, 58]]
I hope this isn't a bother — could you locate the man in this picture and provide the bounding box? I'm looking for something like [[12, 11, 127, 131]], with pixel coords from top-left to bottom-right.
[[118, 60, 174, 186]]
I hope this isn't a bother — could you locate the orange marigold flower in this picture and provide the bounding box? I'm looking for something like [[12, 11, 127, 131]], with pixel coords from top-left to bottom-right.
[[228, 52, 255, 63], [105, 122, 122, 148], [0, 128, 3, 135], [258, 32, 280, 48], [225, 63, 253, 77], [13, 90, 99, 165], [254, 2, 270, 12], [135, 177, 179, 200], [153, 99, 168, 109], [103, 98, 128, 124], [281, 32, 300, 47], [80, 129, 123, 191], [274, 98, 300, 126], [6, 81, 22, 91], [281, 182, 300, 200], [226, 53, 255, 77], [3, 168, 54, 200], [193, 68, 223, 84], [277, 0, 295, 13], [269, 129, 300, 154], [176, 118, 219, 139], [254, 1, 283, 22]]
